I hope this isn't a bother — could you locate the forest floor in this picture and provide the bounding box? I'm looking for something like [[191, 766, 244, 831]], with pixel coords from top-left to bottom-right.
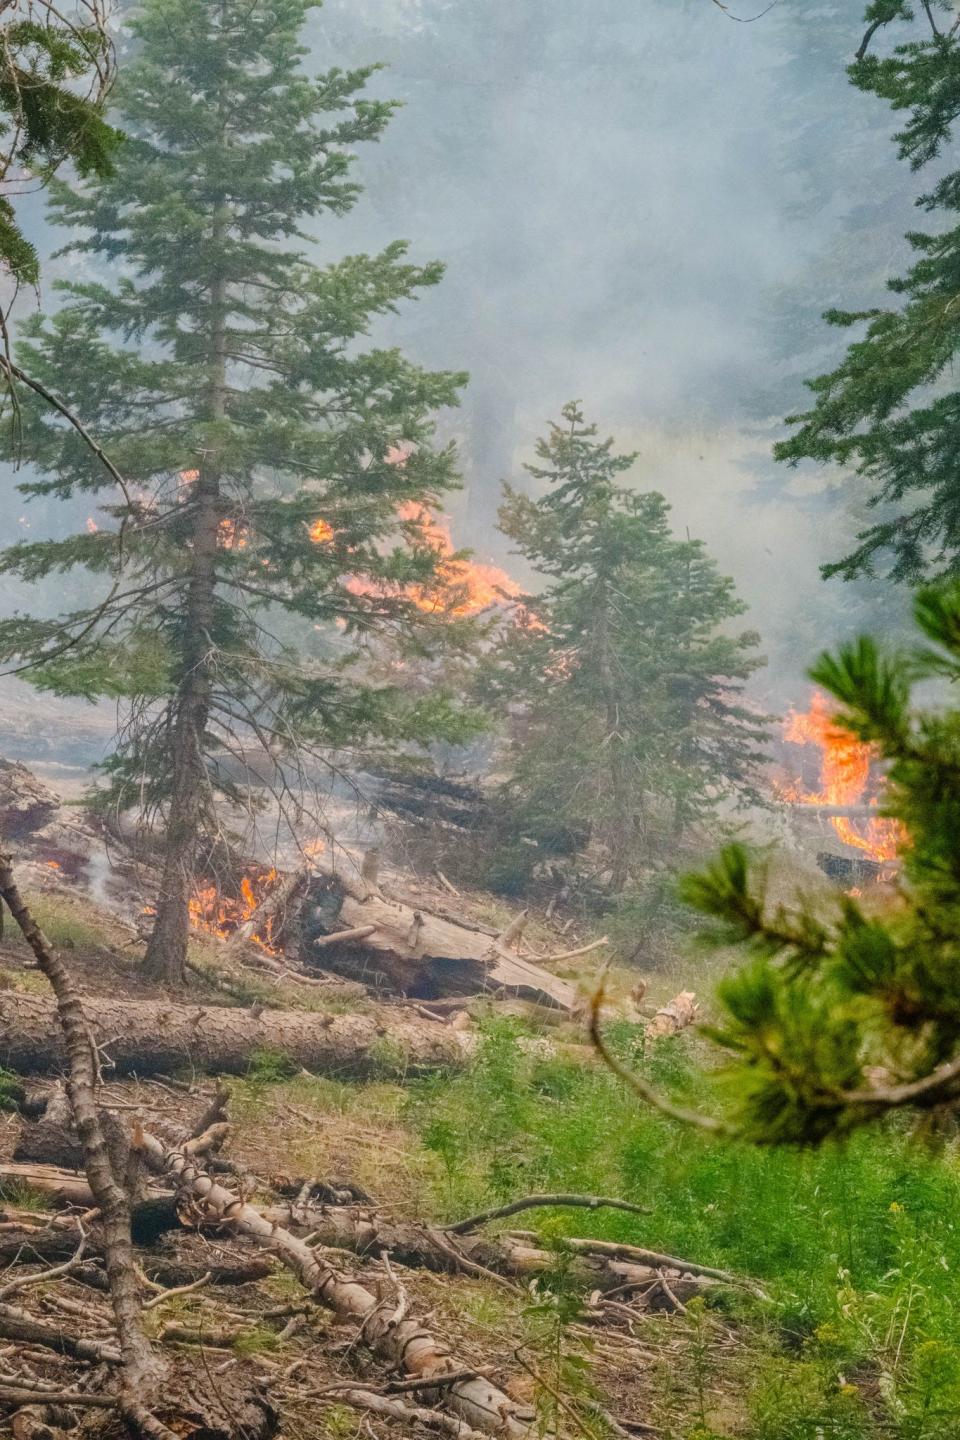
[[0, 886, 958, 1440]]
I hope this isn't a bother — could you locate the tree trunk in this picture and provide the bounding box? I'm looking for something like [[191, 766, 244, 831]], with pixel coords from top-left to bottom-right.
[[0, 991, 473, 1078], [594, 581, 633, 893], [143, 258, 227, 985]]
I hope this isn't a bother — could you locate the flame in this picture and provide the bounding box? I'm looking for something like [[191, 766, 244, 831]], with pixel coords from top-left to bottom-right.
[[85, 517, 98, 534], [179, 468, 199, 485], [305, 496, 527, 620], [217, 518, 248, 550], [396, 501, 524, 617], [783, 691, 904, 863], [188, 865, 280, 951], [45, 859, 61, 870]]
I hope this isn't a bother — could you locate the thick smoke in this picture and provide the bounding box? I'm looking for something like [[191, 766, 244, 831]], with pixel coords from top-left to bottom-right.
[[0, 0, 924, 741]]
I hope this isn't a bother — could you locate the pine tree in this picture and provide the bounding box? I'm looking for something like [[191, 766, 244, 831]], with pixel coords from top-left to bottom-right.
[[682, 581, 960, 1143], [775, 2, 960, 584], [488, 403, 767, 895], [0, 0, 471, 982]]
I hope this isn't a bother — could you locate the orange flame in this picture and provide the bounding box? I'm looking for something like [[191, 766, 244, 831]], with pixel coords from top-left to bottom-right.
[[217, 518, 248, 550], [188, 865, 280, 951], [783, 691, 903, 863], [45, 859, 61, 870], [396, 501, 524, 617], [305, 497, 527, 620]]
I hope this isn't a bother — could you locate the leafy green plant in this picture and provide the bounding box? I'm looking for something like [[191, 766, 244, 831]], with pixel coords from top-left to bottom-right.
[[246, 1047, 297, 1086]]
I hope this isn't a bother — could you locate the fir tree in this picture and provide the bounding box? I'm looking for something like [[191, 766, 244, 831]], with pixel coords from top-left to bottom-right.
[[0, 0, 471, 982], [682, 582, 960, 1143], [776, 2, 960, 584], [488, 403, 767, 895]]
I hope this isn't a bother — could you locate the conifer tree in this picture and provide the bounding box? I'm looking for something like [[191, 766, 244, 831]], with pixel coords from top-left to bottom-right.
[[682, 582, 960, 1143], [488, 403, 767, 895], [776, 2, 960, 583], [0, 0, 470, 982]]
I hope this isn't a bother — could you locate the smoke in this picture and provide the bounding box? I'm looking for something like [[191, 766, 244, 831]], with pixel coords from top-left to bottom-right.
[[304, 0, 919, 691], [0, 0, 924, 750]]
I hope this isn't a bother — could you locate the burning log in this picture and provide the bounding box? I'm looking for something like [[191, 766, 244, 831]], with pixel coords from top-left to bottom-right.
[[0, 991, 473, 1079], [816, 851, 886, 887]]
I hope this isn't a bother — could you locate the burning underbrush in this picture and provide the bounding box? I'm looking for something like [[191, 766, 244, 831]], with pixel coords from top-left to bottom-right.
[[187, 865, 281, 950], [777, 689, 905, 884]]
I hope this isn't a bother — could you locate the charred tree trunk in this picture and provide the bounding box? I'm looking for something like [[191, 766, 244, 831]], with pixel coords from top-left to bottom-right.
[[143, 257, 227, 986]]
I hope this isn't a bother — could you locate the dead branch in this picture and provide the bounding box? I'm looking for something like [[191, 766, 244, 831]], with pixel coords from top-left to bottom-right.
[[448, 1193, 651, 1236], [312, 924, 377, 949], [0, 1388, 115, 1409], [540, 935, 609, 965], [0, 1229, 86, 1301], [0, 851, 161, 1405], [134, 1129, 529, 1438], [142, 1271, 212, 1310], [315, 1386, 488, 1440], [0, 1300, 121, 1362]]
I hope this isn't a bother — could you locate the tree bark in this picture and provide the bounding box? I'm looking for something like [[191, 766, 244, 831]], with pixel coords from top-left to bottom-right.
[[0, 991, 473, 1078]]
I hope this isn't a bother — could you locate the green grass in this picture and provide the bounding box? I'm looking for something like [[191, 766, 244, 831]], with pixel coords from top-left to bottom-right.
[[20, 890, 124, 950], [401, 1019, 960, 1439]]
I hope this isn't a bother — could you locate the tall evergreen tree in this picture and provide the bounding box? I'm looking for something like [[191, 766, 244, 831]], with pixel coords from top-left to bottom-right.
[[776, 1, 960, 584], [0, 0, 470, 982], [488, 403, 767, 895]]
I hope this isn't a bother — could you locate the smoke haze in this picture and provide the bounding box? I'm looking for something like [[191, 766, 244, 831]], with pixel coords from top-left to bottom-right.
[[0, 0, 925, 732]]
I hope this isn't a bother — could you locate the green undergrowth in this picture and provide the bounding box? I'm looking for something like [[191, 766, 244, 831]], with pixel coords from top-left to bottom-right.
[[225, 1014, 960, 1435], [414, 1019, 960, 1434], [399, 1019, 960, 1438]]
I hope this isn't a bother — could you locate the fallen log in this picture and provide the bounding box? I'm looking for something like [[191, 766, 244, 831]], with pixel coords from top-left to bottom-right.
[[646, 991, 700, 1039], [303, 853, 576, 1011], [0, 991, 473, 1079]]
